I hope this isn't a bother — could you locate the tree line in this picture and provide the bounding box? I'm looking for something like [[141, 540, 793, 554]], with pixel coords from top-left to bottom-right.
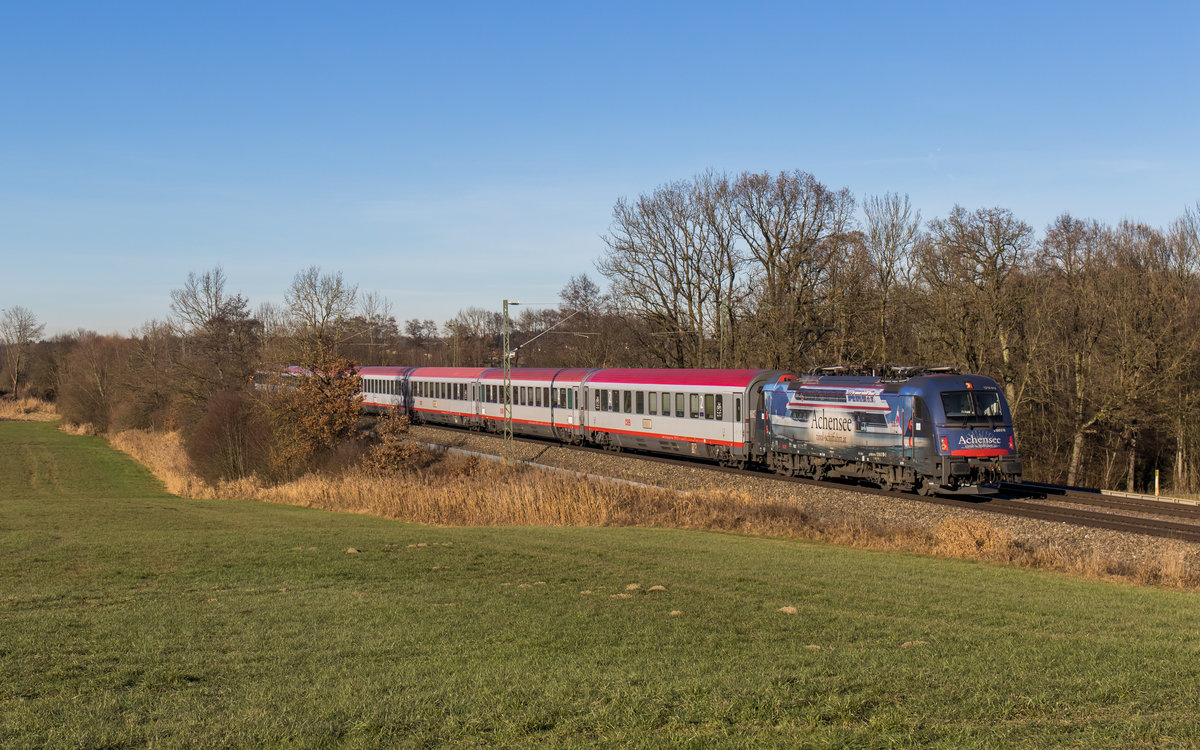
[[3, 170, 1198, 494]]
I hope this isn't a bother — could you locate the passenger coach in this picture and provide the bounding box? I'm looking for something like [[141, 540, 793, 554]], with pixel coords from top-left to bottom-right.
[[354, 363, 1021, 494]]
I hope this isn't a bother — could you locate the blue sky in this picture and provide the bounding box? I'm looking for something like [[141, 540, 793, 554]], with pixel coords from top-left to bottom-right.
[[2, 1, 1197, 335]]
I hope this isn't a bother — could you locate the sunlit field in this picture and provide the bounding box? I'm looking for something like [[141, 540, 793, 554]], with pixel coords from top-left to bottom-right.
[[4, 420, 1200, 747]]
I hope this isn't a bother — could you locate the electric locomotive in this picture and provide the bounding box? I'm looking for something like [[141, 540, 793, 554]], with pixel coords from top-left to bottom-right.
[[761, 368, 1022, 494]]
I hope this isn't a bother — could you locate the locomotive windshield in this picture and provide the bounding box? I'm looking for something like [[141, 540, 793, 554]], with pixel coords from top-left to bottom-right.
[[940, 390, 1003, 424]]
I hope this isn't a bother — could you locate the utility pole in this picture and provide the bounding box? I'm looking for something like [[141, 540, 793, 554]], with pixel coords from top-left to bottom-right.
[[502, 299, 518, 463]]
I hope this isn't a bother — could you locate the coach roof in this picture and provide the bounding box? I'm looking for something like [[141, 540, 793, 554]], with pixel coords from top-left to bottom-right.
[[584, 368, 779, 388], [479, 367, 594, 383]]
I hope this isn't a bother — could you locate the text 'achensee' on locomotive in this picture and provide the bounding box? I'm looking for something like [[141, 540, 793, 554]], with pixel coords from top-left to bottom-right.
[[354, 364, 1022, 494]]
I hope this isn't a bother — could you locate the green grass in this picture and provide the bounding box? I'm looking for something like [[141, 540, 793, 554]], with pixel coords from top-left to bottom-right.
[[3, 420, 1200, 748]]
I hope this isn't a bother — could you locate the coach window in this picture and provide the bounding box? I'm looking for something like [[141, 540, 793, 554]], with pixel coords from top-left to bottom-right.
[[704, 394, 714, 419], [595, 391, 602, 410], [675, 393, 685, 418], [613, 390, 621, 412], [690, 393, 700, 419], [535, 388, 542, 407], [715, 395, 724, 420], [736, 397, 742, 422], [648, 392, 657, 415], [623, 390, 631, 413], [599, 390, 608, 411], [636, 391, 644, 414], [664, 393, 672, 416]]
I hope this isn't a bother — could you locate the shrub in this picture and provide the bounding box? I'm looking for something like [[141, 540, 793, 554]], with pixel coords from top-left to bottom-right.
[[184, 390, 270, 483]]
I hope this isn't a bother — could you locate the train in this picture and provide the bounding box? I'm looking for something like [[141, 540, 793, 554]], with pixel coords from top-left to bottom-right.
[[354, 364, 1022, 495]]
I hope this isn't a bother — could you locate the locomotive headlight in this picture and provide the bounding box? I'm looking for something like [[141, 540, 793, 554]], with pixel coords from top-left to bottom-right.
[[1009, 435, 1015, 451]]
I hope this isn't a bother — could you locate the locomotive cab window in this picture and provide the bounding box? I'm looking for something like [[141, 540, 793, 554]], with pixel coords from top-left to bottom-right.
[[941, 390, 1003, 424]]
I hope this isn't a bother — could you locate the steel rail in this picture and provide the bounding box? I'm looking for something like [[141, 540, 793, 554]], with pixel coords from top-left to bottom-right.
[[406, 422, 1200, 544]]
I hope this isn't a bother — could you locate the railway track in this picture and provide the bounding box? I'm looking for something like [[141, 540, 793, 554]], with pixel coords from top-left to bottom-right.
[[411, 422, 1200, 545]]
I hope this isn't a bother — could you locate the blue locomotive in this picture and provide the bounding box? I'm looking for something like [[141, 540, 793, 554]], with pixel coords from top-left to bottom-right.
[[761, 368, 1021, 494]]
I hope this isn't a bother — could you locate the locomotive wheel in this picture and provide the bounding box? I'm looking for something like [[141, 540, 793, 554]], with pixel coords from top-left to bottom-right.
[[916, 478, 933, 496]]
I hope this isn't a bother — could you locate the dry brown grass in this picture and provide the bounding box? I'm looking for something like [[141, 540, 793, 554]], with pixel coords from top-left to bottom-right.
[[0, 397, 58, 422], [105, 427, 1200, 591]]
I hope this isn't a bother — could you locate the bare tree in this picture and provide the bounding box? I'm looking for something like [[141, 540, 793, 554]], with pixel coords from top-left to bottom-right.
[[445, 306, 501, 365], [863, 192, 921, 363], [730, 170, 855, 369], [1034, 215, 1110, 485], [284, 266, 358, 367], [169, 268, 261, 405], [918, 206, 1033, 405], [1, 306, 46, 397], [598, 177, 736, 367]]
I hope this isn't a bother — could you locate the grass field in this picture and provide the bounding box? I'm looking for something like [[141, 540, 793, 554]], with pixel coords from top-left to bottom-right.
[[3, 420, 1200, 748]]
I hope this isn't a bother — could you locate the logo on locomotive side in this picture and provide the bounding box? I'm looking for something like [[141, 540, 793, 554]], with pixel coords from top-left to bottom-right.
[[957, 432, 1004, 449], [810, 415, 854, 432]]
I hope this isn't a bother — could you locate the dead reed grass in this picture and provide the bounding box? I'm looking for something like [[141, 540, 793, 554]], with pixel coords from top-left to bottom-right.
[[105, 428, 1200, 590], [0, 397, 58, 422]]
